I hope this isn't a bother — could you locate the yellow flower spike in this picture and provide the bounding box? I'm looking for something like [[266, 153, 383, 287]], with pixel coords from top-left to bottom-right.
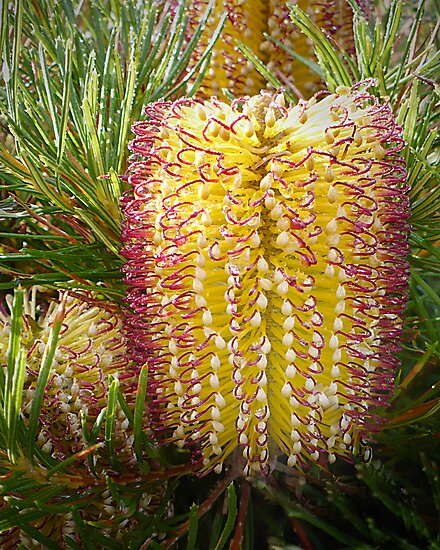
[[122, 82, 410, 477], [264, 0, 372, 98], [316, 0, 371, 57]]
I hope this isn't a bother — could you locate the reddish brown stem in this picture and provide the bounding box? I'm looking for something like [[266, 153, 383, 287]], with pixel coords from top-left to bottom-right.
[[290, 518, 314, 550], [229, 479, 251, 550]]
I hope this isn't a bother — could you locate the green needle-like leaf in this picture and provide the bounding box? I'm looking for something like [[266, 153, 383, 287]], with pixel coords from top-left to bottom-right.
[[46, 442, 104, 480], [214, 483, 238, 550], [134, 364, 148, 462], [186, 503, 199, 550], [27, 295, 65, 461], [235, 41, 296, 103], [3, 286, 25, 463], [19, 523, 64, 550], [288, 4, 352, 91], [105, 376, 118, 467]]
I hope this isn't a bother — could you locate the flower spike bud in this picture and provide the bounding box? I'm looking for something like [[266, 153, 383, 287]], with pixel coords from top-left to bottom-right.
[[122, 82, 410, 477]]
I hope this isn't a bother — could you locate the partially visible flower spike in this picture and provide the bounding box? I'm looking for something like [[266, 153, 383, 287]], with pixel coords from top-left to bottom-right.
[[122, 82, 410, 477], [174, 0, 269, 98], [176, 0, 371, 99], [263, 0, 321, 98], [0, 511, 76, 548], [264, 0, 372, 98], [315, 0, 371, 57], [0, 288, 140, 467]]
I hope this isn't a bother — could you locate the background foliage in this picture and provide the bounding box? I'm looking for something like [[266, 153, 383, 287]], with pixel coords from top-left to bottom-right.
[[0, 0, 438, 548]]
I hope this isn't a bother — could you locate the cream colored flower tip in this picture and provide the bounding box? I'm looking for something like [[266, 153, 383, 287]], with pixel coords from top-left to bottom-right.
[[122, 82, 410, 477], [0, 287, 138, 465]]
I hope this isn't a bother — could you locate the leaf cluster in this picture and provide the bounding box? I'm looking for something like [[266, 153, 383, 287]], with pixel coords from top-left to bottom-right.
[[0, 0, 221, 298]]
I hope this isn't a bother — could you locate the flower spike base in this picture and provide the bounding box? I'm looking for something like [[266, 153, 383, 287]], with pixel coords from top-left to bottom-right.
[[122, 83, 410, 477]]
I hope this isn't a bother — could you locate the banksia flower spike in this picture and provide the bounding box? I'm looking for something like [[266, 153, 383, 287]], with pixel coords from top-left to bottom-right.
[[122, 81, 410, 477], [314, 0, 369, 57], [0, 510, 77, 549], [0, 288, 138, 466]]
